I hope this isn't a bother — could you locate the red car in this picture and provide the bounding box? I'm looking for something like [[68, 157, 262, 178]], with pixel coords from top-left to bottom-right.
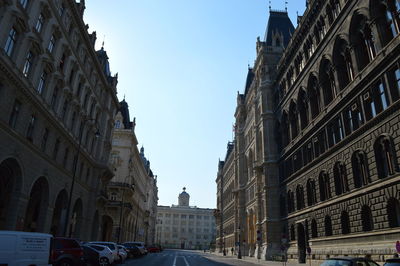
[[146, 246, 161, 253], [50, 237, 85, 266]]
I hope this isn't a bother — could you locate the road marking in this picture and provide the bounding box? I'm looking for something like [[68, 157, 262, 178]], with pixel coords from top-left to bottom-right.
[[172, 255, 177, 266], [183, 256, 190, 266]]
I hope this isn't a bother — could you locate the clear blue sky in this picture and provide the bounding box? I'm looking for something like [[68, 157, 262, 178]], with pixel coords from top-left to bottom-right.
[[84, 0, 306, 208]]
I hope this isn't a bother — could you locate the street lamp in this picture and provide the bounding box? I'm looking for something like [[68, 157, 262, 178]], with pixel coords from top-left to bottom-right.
[[63, 117, 99, 237], [237, 226, 242, 259], [223, 231, 226, 256]]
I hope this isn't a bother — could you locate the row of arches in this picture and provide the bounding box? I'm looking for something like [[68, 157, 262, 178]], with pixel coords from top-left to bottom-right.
[[0, 157, 112, 240], [290, 197, 400, 242], [284, 135, 399, 213], [278, 1, 400, 147]]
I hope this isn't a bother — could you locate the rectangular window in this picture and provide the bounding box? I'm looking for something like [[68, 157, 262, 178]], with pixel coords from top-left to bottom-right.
[[344, 102, 364, 135], [9, 100, 21, 128], [364, 79, 389, 120], [59, 4, 65, 16], [48, 35, 56, 53], [327, 116, 344, 147], [313, 130, 326, 157], [22, 51, 33, 77], [387, 64, 400, 101], [41, 128, 49, 151], [26, 115, 36, 141], [53, 138, 60, 159], [4, 27, 17, 56], [37, 72, 46, 94], [35, 13, 44, 33]]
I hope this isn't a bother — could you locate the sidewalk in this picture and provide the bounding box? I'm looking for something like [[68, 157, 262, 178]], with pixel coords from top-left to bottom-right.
[[210, 251, 319, 266]]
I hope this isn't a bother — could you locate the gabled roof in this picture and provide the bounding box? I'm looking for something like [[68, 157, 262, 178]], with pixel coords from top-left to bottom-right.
[[264, 10, 295, 47]]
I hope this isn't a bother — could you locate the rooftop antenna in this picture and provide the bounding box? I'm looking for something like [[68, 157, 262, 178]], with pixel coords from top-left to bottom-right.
[[285, 1, 288, 12], [269, 0, 271, 11], [123, 94, 125, 101]]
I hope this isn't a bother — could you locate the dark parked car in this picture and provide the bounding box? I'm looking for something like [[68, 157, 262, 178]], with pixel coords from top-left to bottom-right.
[[51, 237, 85, 266], [384, 258, 400, 266], [122, 243, 142, 258], [82, 246, 99, 265], [321, 257, 380, 266]]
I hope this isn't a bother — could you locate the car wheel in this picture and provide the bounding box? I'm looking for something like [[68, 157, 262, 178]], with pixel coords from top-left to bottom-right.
[[57, 259, 74, 266], [99, 257, 110, 266]]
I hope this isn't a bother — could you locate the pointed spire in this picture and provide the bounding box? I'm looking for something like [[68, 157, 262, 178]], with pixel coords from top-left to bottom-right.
[[269, 0, 271, 11], [285, 0, 288, 12]]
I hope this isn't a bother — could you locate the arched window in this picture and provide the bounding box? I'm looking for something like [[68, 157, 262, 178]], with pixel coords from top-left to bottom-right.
[[311, 219, 318, 238], [280, 194, 286, 217], [349, 14, 377, 72], [298, 89, 309, 129], [289, 102, 298, 139], [333, 38, 354, 90], [287, 190, 295, 213], [361, 205, 374, 231], [325, 215, 333, 236], [307, 75, 321, 119], [351, 151, 369, 188], [371, 0, 400, 47], [281, 112, 289, 147], [318, 171, 331, 201], [296, 185, 305, 210], [319, 59, 337, 105], [341, 211, 351, 234], [307, 179, 317, 206], [374, 136, 397, 178], [387, 197, 400, 228], [333, 162, 349, 195]]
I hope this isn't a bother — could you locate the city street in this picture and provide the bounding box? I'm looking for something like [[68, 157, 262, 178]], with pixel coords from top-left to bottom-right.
[[124, 249, 266, 266]]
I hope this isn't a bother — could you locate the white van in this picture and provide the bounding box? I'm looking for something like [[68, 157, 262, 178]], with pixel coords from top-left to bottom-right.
[[0, 231, 52, 266]]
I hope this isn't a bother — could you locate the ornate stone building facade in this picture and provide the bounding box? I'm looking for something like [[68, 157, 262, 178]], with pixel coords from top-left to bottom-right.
[[0, 0, 119, 240], [216, 0, 400, 263], [106, 100, 158, 245], [156, 188, 216, 250]]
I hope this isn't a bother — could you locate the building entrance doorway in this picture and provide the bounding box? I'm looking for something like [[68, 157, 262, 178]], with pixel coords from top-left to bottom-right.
[[297, 223, 307, 263]]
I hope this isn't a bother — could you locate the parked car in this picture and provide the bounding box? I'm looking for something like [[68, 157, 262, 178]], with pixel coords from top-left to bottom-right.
[[117, 245, 128, 261], [88, 242, 119, 263], [320, 257, 380, 266], [85, 244, 114, 265], [147, 246, 161, 253], [384, 258, 400, 266], [0, 231, 52, 266], [122, 243, 142, 258], [51, 237, 85, 266], [82, 245, 99, 265], [123, 241, 147, 255]]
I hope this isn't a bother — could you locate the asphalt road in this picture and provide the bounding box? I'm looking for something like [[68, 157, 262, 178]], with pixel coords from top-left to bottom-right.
[[124, 249, 262, 266]]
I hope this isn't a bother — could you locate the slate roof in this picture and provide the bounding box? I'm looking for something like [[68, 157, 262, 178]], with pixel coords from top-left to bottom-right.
[[244, 68, 255, 96], [264, 10, 295, 47], [119, 99, 131, 129]]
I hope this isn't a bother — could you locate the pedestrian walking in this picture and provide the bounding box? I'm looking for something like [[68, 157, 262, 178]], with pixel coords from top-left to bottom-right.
[[231, 247, 234, 255]]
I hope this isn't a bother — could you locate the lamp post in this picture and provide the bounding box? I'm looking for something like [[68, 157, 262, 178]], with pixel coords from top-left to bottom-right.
[[223, 231, 226, 256], [63, 117, 99, 237], [237, 226, 242, 259]]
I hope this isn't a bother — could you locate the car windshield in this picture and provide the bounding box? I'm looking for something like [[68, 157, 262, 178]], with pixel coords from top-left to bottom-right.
[[92, 243, 115, 250], [321, 259, 352, 266], [89, 245, 104, 251]]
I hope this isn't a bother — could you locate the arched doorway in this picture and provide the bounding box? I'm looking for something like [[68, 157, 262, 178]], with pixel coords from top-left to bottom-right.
[[24, 177, 50, 232], [101, 215, 113, 241], [297, 223, 307, 263], [69, 199, 83, 239], [91, 211, 99, 240], [0, 158, 23, 230], [50, 189, 68, 236]]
